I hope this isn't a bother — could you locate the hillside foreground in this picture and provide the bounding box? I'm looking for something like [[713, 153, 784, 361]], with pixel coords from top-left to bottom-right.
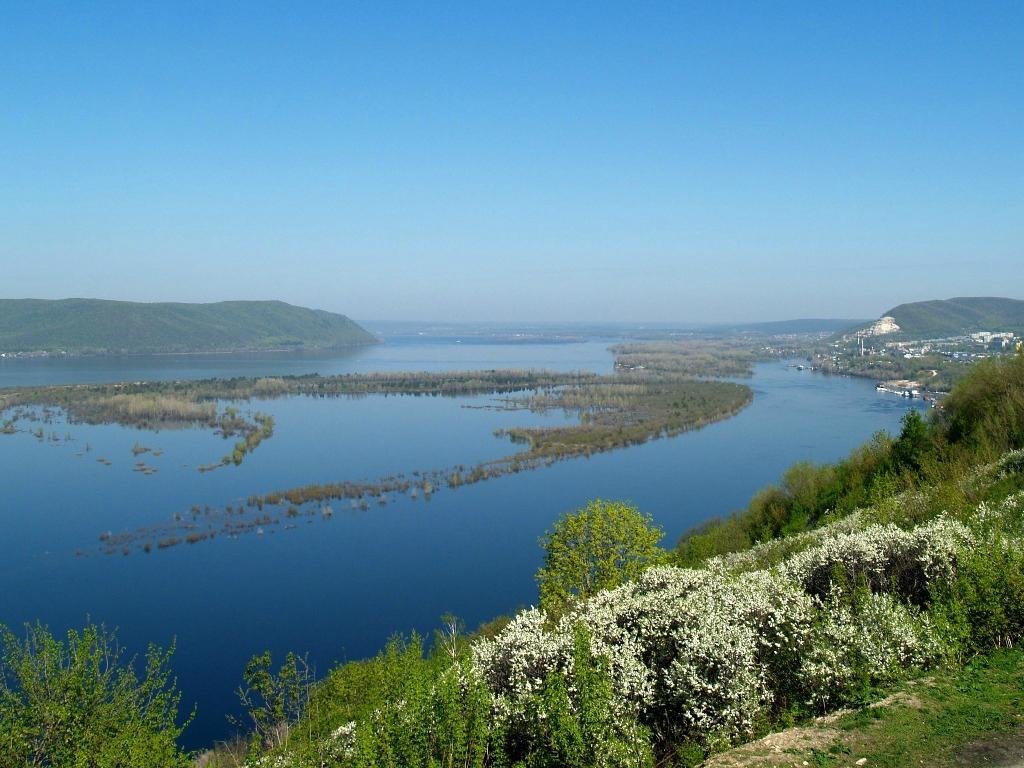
[[705, 649, 1024, 767]]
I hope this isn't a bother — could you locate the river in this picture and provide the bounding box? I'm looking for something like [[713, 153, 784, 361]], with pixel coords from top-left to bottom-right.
[[0, 337, 925, 749]]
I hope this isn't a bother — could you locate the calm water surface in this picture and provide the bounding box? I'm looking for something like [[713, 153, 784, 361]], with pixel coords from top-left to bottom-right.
[[0, 340, 924, 748], [0, 337, 617, 387]]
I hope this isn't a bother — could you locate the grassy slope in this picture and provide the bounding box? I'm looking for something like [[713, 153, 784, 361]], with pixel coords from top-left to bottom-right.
[[884, 297, 1024, 338], [0, 298, 378, 353], [705, 649, 1024, 768]]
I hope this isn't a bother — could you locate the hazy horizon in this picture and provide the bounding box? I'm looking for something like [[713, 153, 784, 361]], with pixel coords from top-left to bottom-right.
[[2, 4, 1021, 322], [1, 295, 879, 327]]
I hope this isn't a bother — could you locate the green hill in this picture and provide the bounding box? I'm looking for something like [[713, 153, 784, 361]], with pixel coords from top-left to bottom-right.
[[878, 296, 1024, 338], [0, 298, 378, 354]]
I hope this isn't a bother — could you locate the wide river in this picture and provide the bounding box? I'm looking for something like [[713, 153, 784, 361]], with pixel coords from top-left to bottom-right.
[[0, 336, 925, 749]]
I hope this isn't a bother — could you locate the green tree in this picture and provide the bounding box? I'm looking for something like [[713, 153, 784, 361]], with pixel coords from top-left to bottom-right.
[[537, 500, 664, 615], [0, 622, 191, 768], [942, 349, 1024, 455], [890, 409, 933, 474], [234, 650, 312, 750]]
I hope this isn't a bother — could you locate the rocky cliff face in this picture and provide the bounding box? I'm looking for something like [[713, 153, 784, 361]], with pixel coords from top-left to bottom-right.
[[857, 315, 901, 337]]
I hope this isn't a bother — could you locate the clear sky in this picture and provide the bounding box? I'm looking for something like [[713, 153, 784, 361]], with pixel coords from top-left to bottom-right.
[[1, 2, 1021, 323]]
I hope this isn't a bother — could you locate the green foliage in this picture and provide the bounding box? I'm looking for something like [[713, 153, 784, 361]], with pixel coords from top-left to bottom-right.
[[889, 409, 933, 475], [234, 649, 313, 750], [537, 500, 664, 614], [256, 623, 657, 768], [0, 622, 191, 768], [942, 349, 1024, 455], [930, 537, 1024, 657], [672, 432, 900, 567], [513, 626, 653, 768], [273, 633, 499, 768]]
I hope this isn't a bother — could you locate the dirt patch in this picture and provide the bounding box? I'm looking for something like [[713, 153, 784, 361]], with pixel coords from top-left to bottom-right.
[[702, 726, 840, 768], [953, 726, 1024, 767], [702, 688, 927, 768], [816, 689, 924, 725]]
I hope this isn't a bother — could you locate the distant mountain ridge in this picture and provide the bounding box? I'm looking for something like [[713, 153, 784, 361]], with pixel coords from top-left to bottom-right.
[[0, 299, 378, 354], [848, 297, 1024, 339]]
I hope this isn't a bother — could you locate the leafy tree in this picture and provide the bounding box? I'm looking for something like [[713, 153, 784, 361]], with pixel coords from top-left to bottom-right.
[[942, 349, 1024, 455], [234, 650, 312, 750], [537, 500, 664, 614], [890, 409, 933, 474], [0, 622, 191, 768]]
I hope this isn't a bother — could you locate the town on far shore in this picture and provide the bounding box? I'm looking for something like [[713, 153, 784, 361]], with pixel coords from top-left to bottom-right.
[[812, 315, 1021, 402]]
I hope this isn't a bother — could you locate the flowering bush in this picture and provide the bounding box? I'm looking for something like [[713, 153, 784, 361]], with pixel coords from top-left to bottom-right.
[[245, 451, 1024, 766], [798, 587, 941, 709], [780, 517, 973, 603], [472, 502, 995, 751]]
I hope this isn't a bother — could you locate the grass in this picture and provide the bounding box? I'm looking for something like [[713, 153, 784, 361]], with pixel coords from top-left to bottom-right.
[[706, 649, 1024, 768], [833, 650, 1024, 767]]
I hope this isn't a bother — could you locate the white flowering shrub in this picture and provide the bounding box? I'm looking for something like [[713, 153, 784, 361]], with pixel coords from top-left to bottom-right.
[[471, 502, 995, 750], [996, 448, 1024, 478], [661, 611, 765, 741], [798, 589, 942, 710], [475, 569, 816, 747], [780, 517, 973, 603], [707, 510, 867, 574], [473, 608, 566, 716]]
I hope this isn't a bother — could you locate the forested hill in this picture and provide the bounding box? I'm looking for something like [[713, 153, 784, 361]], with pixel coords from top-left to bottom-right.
[[872, 296, 1024, 338], [0, 299, 378, 354]]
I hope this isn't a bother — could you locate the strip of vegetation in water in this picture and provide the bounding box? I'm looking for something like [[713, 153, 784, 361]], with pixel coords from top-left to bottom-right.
[[3, 345, 804, 553], [23, 370, 752, 555], [610, 340, 759, 376], [0, 369, 595, 467]]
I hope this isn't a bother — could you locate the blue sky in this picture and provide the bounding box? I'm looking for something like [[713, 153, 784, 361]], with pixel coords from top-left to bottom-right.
[[1, 2, 1021, 322]]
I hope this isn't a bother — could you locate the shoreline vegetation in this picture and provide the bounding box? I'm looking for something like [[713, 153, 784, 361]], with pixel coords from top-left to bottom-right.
[[609, 340, 759, 377], [0, 342, 766, 555]]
